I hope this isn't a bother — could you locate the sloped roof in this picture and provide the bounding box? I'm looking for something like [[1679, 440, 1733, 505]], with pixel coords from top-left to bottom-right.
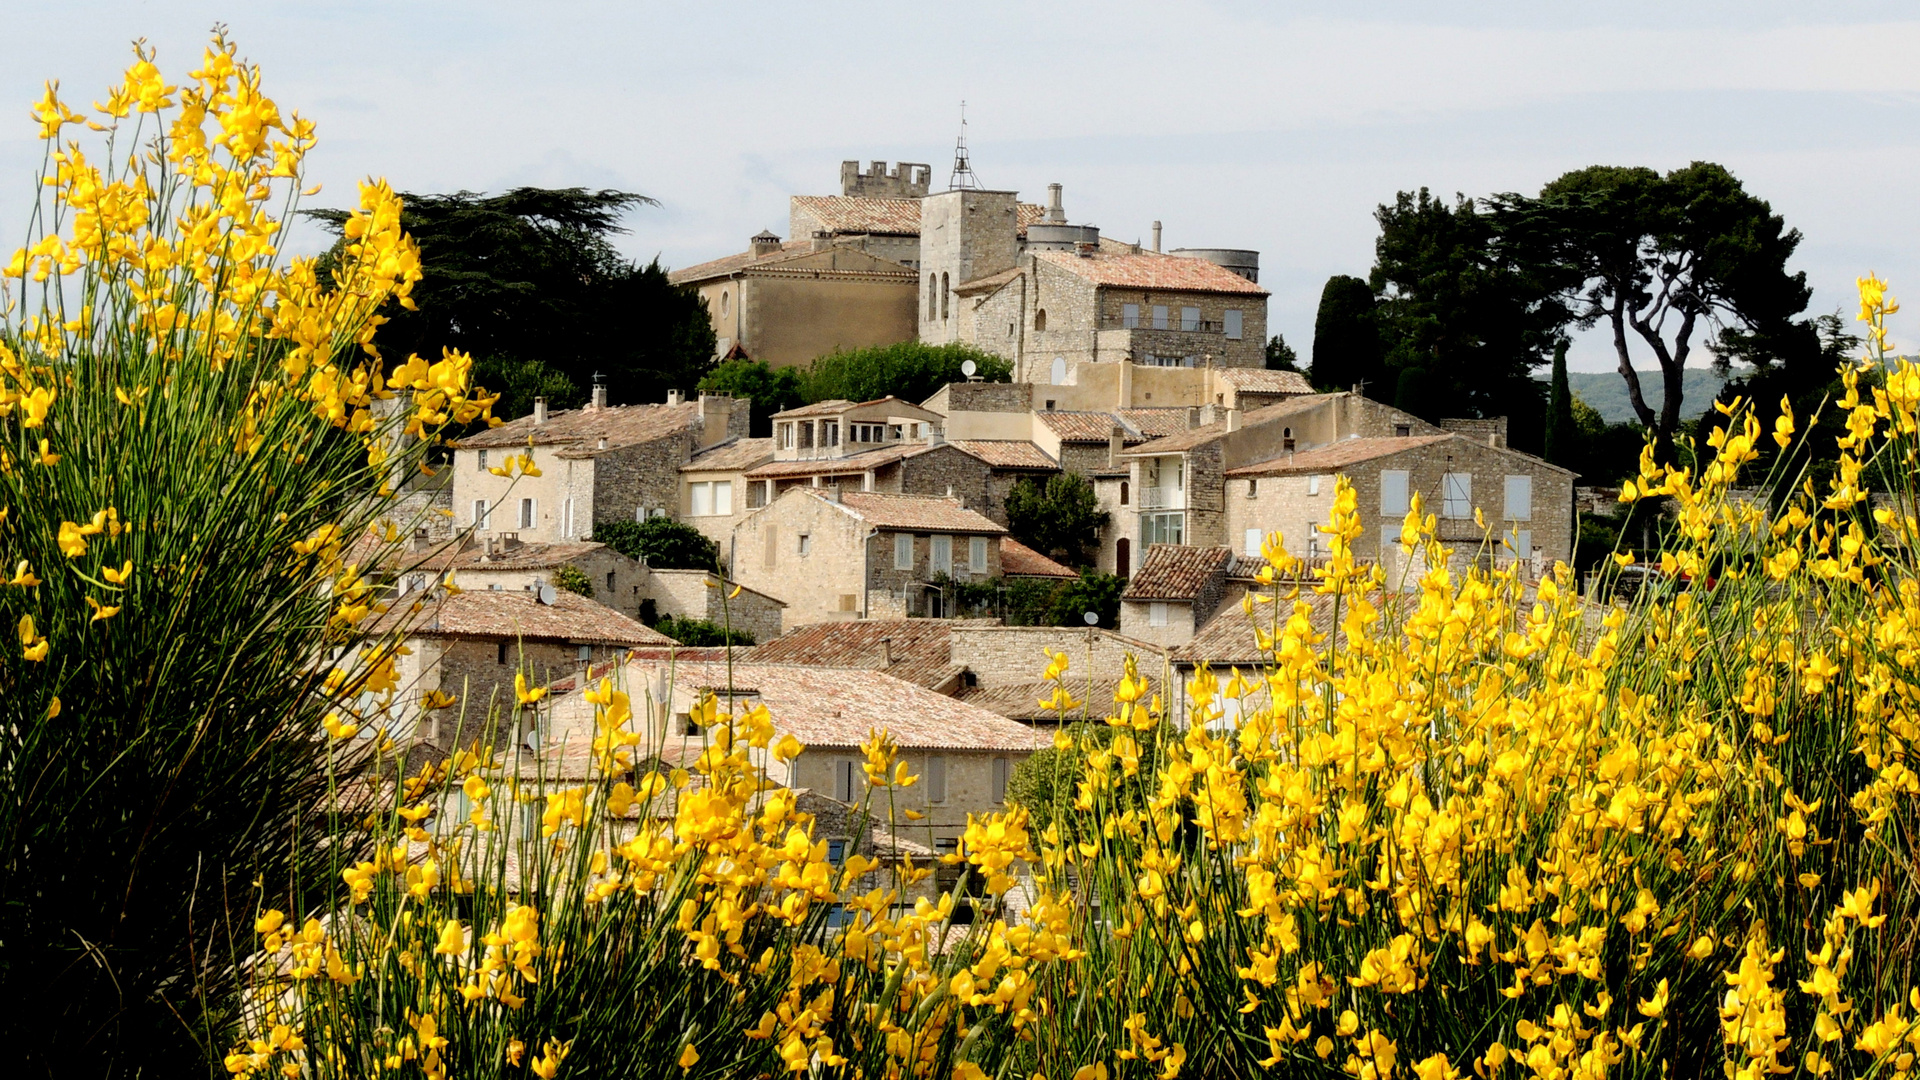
[[740, 618, 987, 689], [1214, 367, 1315, 395], [790, 195, 1047, 238], [950, 440, 1058, 469], [836, 491, 1006, 534], [1122, 395, 1341, 456], [1120, 545, 1232, 601], [958, 677, 1129, 723], [625, 661, 1042, 752], [1172, 590, 1405, 666], [455, 401, 699, 452], [953, 266, 1025, 296], [398, 538, 618, 574], [681, 437, 775, 473], [1035, 249, 1268, 296], [742, 443, 930, 479], [772, 395, 942, 421], [1116, 408, 1199, 440], [1223, 435, 1451, 478], [998, 537, 1078, 579], [377, 589, 675, 646], [646, 568, 787, 607], [668, 240, 916, 286], [666, 239, 811, 285], [1037, 410, 1138, 444]]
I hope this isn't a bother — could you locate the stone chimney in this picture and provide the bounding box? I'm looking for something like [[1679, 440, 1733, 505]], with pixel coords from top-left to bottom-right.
[[1187, 406, 1201, 429], [533, 397, 548, 425], [666, 389, 683, 407], [750, 230, 781, 258], [1108, 425, 1125, 469], [878, 638, 893, 667], [1152, 221, 1162, 253], [825, 483, 841, 503], [1044, 183, 1066, 224], [1225, 408, 1242, 433], [590, 373, 607, 410], [698, 394, 732, 447], [810, 230, 832, 253]]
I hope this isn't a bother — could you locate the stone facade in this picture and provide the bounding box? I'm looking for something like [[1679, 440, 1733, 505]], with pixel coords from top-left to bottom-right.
[[642, 569, 786, 643], [451, 545, 650, 618], [918, 189, 1024, 346], [673, 241, 920, 367], [945, 624, 1160, 689], [789, 747, 1012, 849]]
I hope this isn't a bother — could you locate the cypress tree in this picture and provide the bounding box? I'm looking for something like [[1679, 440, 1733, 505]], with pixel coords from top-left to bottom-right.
[[1544, 340, 1574, 466]]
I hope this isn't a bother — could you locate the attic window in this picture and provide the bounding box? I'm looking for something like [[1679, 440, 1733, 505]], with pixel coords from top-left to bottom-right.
[[1395, 424, 1412, 438]]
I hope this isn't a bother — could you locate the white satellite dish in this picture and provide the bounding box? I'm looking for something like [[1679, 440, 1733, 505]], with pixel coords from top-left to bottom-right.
[[1083, 611, 1099, 626], [536, 583, 557, 605], [960, 359, 977, 378]]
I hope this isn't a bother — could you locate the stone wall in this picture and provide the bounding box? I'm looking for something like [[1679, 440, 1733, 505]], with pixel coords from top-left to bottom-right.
[[788, 746, 1019, 848], [452, 547, 649, 618], [1091, 474, 1141, 576], [863, 526, 999, 618], [1118, 599, 1200, 649], [919, 190, 1021, 345], [738, 273, 918, 368], [729, 491, 870, 629], [947, 625, 1162, 688], [413, 636, 630, 753], [641, 569, 786, 644]]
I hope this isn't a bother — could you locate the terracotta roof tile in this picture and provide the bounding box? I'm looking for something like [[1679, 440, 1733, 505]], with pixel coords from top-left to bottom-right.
[[1037, 410, 1136, 444], [953, 267, 1024, 295], [1035, 249, 1268, 296], [958, 677, 1129, 723], [377, 589, 676, 646], [681, 437, 775, 473], [790, 195, 924, 235], [1115, 408, 1198, 439], [455, 402, 699, 452], [1121, 395, 1340, 456], [1120, 545, 1232, 601], [1213, 368, 1315, 395], [998, 537, 1078, 579], [742, 443, 929, 479], [667, 239, 812, 285], [740, 618, 975, 689], [835, 491, 1006, 534], [949, 440, 1058, 469], [1223, 435, 1451, 477], [393, 537, 613, 574], [624, 661, 1043, 751], [771, 395, 938, 420]]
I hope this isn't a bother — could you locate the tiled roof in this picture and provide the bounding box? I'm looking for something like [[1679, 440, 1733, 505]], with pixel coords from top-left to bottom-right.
[[1116, 408, 1198, 439], [625, 661, 1043, 752], [377, 589, 676, 646], [1120, 545, 1232, 601], [455, 401, 699, 452], [1035, 249, 1269, 296], [953, 267, 1024, 295], [773, 398, 858, 418], [742, 443, 928, 479], [790, 195, 924, 235], [1214, 368, 1315, 395], [667, 239, 812, 285], [835, 491, 1006, 534], [741, 618, 971, 689], [1122, 395, 1340, 456], [681, 437, 775, 473], [772, 395, 938, 420], [1037, 410, 1137, 444], [999, 537, 1078, 579], [949, 440, 1057, 469], [397, 538, 614, 574], [647, 568, 787, 607], [1223, 435, 1451, 478], [958, 678, 1129, 723]]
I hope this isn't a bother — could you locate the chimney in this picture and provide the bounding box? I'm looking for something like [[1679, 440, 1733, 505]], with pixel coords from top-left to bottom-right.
[[698, 394, 732, 447], [1108, 425, 1125, 470], [532, 397, 548, 425], [1187, 406, 1201, 429], [1044, 183, 1066, 224], [1225, 408, 1242, 433], [1074, 241, 1096, 258], [1151, 220, 1162, 253], [666, 389, 683, 407], [590, 373, 607, 410], [750, 230, 781, 258], [825, 483, 841, 503], [878, 637, 893, 667], [597, 437, 608, 450], [810, 230, 832, 253]]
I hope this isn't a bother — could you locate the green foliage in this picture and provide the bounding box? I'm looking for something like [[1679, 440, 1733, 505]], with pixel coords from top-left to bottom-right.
[[1544, 341, 1575, 467], [1004, 473, 1109, 568], [795, 341, 1009, 406], [590, 518, 719, 571], [474, 355, 582, 423], [697, 359, 804, 438], [651, 615, 753, 647], [1490, 161, 1809, 458], [309, 187, 717, 407], [550, 565, 594, 598], [1310, 274, 1385, 393], [1264, 334, 1300, 372], [1046, 570, 1125, 629], [936, 570, 1124, 629]]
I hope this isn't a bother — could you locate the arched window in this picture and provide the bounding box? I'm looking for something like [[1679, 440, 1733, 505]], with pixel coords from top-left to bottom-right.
[[927, 274, 937, 320], [1034, 309, 1047, 332], [1283, 426, 1296, 452], [940, 273, 950, 320], [1050, 357, 1067, 386], [1119, 480, 1130, 506], [1116, 538, 1131, 578], [719, 291, 730, 318]]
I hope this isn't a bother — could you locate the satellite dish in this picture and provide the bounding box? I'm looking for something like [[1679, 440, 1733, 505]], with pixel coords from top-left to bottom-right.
[[1083, 611, 1098, 626], [536, 583, 557, 605], [961, 359, 977, 377]]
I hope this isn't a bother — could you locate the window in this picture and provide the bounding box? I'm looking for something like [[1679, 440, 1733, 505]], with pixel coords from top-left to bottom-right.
[[473, 499, 490, 530], [1123, 303, 1140, 328], [1245, 528, 1263, 557], [894, 533, 912, 570], [1380, 470, 1411, 516], [797, 423, 813, 450], [1307, 475, 1322, 496], [690, 482, 713, 517], [1512, 529, 1533, 562], [1152, 305, 1168, 330], [562, 498, 575, 538], [927, 274, 937, 320], [822, 422, 839, 447], [634, 505, 649, 522], [1181, 306, 1200, 332], [1224, 309, 1243, 340], [1119, 480, 1129, 506], [715, 481, 732, 515], [477, 450, 488, 472], [969, 535, 988, 572], [778, 423, 794, 450], [991, 757, 1009, 804], [1149, 602, 1169, 627], [926, 755, 947, 803], [497, 639, 509, 665], [1143, 512, 1184, 546], [577, 644, 592, 663], [1116, 537, 1131, 577], [606, 570, 616, 592], [833, 758, 858, 802], [1050, 357, 1066, 385], [1283, 426, 1295, 452], [825, 839, 847, 866], [1394, 424, 1412, 438], [941, 272, 949, 320], [518, 498, 536, 530], [1442, 473, 1472, 519], [719, 290, 730, 318], [1034, 309, 1047, 332], [1246, 478, 1258, 497], [931, 534, 952, 576], [797, 533, 812, 556], [1504, 475, 1532, 520]]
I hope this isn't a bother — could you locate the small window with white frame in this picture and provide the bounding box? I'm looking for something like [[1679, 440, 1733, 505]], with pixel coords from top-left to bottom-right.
[[1246, 478, 1258, 497], [1123, 302, 1140, 328], [1152, 305, 1168, 330], [1245, 528, 1263, 557], [477, 449, 488, 472], [473, 500, 490, 530], [518, 498, 536, 530], [1307, 475, 1321, 496], [1380, 470, 1411, 516], [797, 533, 812, 556], [1149, 601, 1169, 627], [991, 757, 1009, 804], [931, 535, 952, 576], [1180, 306, 1200, 331], [690, 481, 713, 517], [925, 755, 947, 803]]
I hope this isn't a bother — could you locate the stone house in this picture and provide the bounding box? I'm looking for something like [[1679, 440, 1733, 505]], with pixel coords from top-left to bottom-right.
[[730, 489, 1007, 628], [641, 568, 786, 644], [668, 235, 920, 367], [541, 658, 1042, 850], [677, 436, 775, 552], [1117, 545, 1234, 649], [381, 587, 674, 754], [451, 387, 750, 545], [741, 618, 983, 693], [996, 537, 1078, 583]]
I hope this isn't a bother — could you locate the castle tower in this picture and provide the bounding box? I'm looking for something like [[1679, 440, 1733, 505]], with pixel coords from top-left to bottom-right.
[[916, 188, 1019, 345]]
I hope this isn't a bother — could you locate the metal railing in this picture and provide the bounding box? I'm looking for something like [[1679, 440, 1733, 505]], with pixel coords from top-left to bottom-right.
[[1139, 487, 1182, 510]]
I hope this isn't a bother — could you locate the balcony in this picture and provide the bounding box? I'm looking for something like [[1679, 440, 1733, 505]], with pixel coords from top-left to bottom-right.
[[1139, 486, 1183, 510], [1099, 313, 1223, 333]]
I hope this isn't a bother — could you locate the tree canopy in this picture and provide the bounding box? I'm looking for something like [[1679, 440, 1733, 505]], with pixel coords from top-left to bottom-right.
[[796, 342, 1009, 406], [589, 518, 719, 571], [1310, 275, 1386, 394], [1489, 162, 1809, 458], [308, 187, 716, 410], [1265, 334, 1300, 372], [697, 360, 804, 438], [1005, 473, 1110, 568]]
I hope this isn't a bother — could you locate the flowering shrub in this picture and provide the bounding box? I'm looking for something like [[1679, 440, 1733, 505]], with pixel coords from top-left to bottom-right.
[[0, 35, 493, 1070]]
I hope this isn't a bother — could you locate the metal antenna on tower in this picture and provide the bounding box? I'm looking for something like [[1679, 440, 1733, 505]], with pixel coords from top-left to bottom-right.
[[948, 101, 982, 191]]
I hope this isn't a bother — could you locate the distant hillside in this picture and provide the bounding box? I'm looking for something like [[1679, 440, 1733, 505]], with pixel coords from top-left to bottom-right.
[[1556, 369, 1730, 426]]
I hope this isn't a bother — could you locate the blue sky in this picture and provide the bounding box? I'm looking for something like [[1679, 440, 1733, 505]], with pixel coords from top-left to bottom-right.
[[4, 1, 1917, 371]]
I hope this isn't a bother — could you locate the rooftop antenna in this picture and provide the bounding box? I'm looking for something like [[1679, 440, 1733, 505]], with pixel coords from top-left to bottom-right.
[[948, 101, 982, 191]]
